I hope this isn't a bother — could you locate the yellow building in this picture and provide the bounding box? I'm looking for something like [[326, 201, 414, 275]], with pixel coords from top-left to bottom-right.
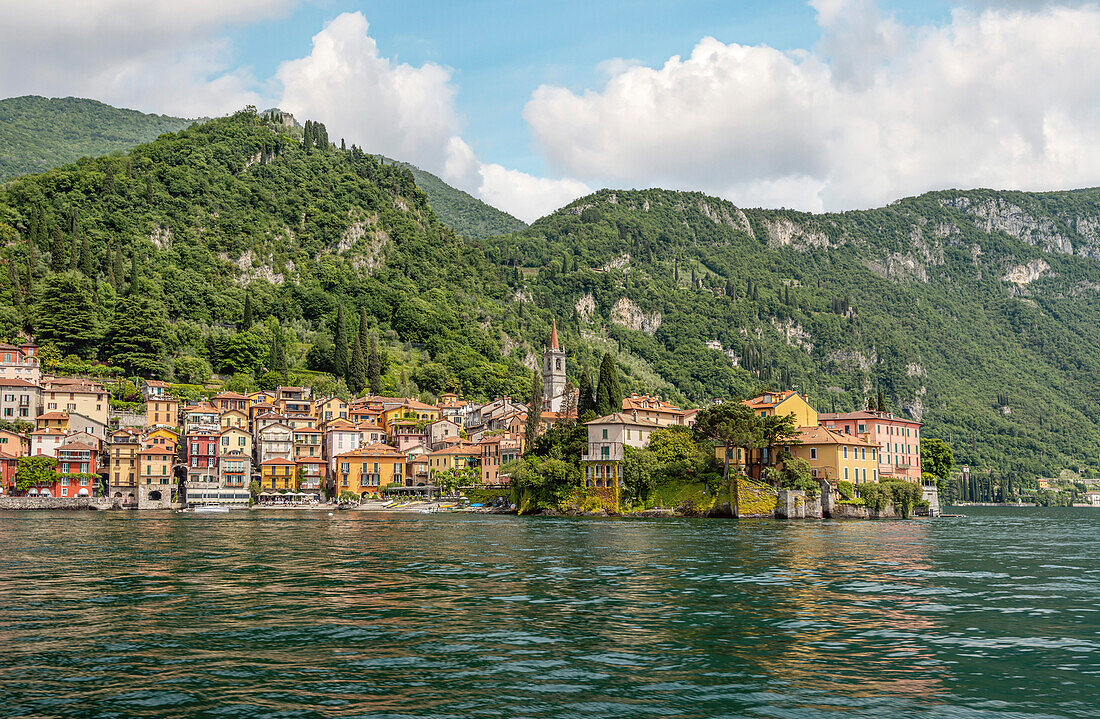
[[145, 427, 179, 454], [107, 428, 141, 495], [381, 400, 440, 433], [315, 396, 348, 425], [744, 390, 818, 427], [36, 411, 69, 432], [427, 445, 480, 478], [219, 409, 249, 431], [333, 443, 406, 497], [219, 427, 252, 458], [145, 396, 179, 429], [787, 425, 880, 484], [260, 457, 297, 492], [138, 445, 174, 485]]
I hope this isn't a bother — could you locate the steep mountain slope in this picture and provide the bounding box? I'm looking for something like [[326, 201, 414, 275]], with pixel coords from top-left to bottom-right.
[[485, 188, 1100, 476], [384, 158, 526, 239], [0, 109, 535, 401], [0, 96, 193, 180]]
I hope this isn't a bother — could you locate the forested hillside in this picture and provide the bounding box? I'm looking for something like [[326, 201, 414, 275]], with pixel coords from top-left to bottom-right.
[[386, 159, 526, 239], [0, 109, 539, 403], [0, 96, 192, 180], [2, 107, 1099, 481], [484, 188, 1100, 479]]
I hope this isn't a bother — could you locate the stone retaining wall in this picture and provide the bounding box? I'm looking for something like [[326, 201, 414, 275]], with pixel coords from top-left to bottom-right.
[[774, 490, 822, 519], [0, 497, 93, 510]]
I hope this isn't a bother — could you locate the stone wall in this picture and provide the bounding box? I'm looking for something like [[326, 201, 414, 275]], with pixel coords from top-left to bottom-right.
[[734, 477, 778, 518], [137, 483, 175, 510], [774, 490, 822, 519], [0, 497, 93, 510], [827, 502, 897, 520]]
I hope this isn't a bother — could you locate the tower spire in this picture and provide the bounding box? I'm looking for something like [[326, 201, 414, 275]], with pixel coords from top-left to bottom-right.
[[550, 319, 559, 350]]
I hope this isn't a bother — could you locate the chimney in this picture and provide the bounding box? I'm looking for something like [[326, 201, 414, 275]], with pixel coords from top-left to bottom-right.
[[631, 409, 638, 422]]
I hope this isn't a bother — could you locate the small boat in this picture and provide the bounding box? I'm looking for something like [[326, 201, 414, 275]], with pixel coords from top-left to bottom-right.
[[194, 506, 231, 514]]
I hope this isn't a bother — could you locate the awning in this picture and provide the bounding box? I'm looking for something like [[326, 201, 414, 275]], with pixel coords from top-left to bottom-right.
[[27, 488, 38, 496], [77, 488, 90, 497]]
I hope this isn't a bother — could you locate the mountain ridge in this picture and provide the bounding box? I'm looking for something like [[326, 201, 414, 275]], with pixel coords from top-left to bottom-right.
[[0, 108, 1098, 482]]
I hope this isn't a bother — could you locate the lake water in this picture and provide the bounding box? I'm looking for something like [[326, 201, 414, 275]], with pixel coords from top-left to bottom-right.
[[0, 507, 1096, 718]]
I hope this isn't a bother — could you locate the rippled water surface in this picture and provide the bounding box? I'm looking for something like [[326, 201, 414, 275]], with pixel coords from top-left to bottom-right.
[[0, 507, 1097, 718]]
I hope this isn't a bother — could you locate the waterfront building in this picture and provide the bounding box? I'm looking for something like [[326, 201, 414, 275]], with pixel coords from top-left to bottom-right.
[[786, 425, 879, 484], [107, 428, 141, 500], [819, 410, 923, 483], [260, 457, 297, 492], [427, 445, 480, 479], [55, 439, 100, 498], [296, 456, 325, 496], [581, 412, 661, 503], [185, 430, 219, 486], [333, 443, 405, 497], [324, 419, 361, 475], [217, 450, 252, 502], [256, 422, 293, 465], [478, 432, 522, 485], [389, 418, 428, 453], [293, 427, 323, 462], [0, 451, 17, 494]]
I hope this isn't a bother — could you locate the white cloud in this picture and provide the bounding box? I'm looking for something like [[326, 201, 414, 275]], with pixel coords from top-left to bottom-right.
[[525, 2, 1100, 212], [276, 12, 587, 222], [0, 0, 294, 116]]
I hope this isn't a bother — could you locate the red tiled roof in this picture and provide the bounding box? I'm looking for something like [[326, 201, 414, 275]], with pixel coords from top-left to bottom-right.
[[261, 457, 297, 466], [335, 442, 404, 459]]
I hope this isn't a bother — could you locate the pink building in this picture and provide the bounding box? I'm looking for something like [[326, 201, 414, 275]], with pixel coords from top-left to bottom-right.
[[818, 410, 922, 483]]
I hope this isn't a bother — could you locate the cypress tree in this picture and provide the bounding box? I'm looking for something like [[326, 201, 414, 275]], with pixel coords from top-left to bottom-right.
[[271, 328, 289, 379], [51, 227, 67, 271], [524, 371, 542, 452], [877, 390, 886, 413], [24, 235, 34, 295], [241, 293, 254, 330], [578, 366, 595, 417], [368, 332, 382, 395], [333, 304, 349, 384], [146, 173, 154, 205], [128, 251, 141, 291], [596, 352, 623, 417], [349, 331, 366, 395], [79, 231, 92, 277]]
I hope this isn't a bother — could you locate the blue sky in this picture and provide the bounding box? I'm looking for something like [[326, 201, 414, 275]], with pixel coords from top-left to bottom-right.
[[231, 0, 961, 176], [2, 1, 1097, 221]]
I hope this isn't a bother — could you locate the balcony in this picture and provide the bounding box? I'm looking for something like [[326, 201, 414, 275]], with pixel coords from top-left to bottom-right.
[[583, 441, 623, 462]]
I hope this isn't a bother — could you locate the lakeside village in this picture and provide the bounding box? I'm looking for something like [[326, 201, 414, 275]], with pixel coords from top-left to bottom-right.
[[0, 322, 1070, 519]]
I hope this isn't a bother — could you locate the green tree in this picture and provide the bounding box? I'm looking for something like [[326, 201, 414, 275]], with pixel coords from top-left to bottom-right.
[[50, 226, 67, 271], [33, 272, 100, 357], [367, 332, 382, 395], [595, 352, 622, 416], [757, 413, 801, 481], [577, 366, 595, 416], [269, 326, 289, 379], [79, 231, 92, 276], [221, 331, 266, 374], [348, 331, 366, 395], [921, 437, 954, 495], [241, 292, 253, 330], [524, 371, 543, 452], [693, 401, 761, 482], [104, 290, 167, 376], [333, 304, 349, 383]]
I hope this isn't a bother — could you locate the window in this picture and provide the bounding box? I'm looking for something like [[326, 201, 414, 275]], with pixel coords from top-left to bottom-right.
[[844, 467, 849, 481], [842, 446, 848, 459], [809, 448, 817, 460], [602, 428, 608, 439], [872, 469, 877, 482]]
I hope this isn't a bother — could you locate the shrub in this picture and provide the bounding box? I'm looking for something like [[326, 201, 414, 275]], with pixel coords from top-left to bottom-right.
[[837, 480, 855, 500]]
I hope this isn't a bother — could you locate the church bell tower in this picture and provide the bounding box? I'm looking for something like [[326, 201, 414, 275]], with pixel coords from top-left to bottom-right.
[[543, 320, 566, 412]]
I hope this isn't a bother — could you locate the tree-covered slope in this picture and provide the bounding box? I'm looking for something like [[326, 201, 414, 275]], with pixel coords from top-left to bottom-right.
[[0, 96, 193, 180], [0, 109, 538, 402], [384, 158, 526, 239], [485, 187, 1100, 477]]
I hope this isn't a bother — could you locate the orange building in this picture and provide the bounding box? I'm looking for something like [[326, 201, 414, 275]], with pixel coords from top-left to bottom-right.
[[333, 443, 406, 497]]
